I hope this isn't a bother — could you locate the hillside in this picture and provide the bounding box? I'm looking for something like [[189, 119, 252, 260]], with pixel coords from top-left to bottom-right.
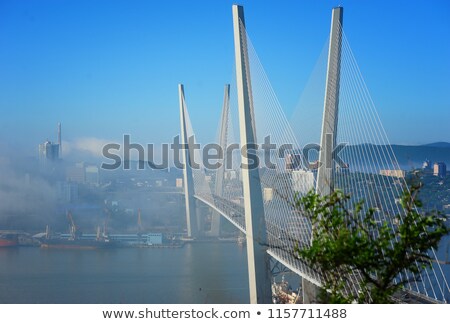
[[391, 144, 450, 169], [339, 143, 450, 171]]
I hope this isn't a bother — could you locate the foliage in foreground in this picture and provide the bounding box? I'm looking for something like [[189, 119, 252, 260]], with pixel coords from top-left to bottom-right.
[[294, 184, 449, 303]]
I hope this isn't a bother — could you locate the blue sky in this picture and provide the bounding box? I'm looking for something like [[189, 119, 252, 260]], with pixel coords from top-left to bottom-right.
[[0, 0, 449, 157]]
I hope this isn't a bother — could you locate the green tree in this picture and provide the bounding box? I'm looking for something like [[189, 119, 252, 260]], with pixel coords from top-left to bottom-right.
[[294, 184, 449, 303]]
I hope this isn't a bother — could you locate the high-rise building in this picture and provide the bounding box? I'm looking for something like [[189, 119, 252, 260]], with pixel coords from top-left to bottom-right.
[[56, 181, 78, 203], [38, 123, 62, 165], [433, 162, 447, 178], [85, 165, 100, 185], [422, 159, 432, 171], [66, 162, 86, 183], [38, 140, 60, 163]]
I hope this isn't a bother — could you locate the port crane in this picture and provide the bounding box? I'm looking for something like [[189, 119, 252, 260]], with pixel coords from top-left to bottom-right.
[[137, 209, 144, 244], [98, 206, 112, 242], [67, 211, 80, 240]]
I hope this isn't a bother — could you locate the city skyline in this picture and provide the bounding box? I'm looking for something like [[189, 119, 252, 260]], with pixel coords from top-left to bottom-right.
[[0, 0, 449, 160]]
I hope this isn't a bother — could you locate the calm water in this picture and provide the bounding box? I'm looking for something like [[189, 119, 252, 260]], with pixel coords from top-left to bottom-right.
[[2, 239, 449, 303], [0, 243, 249, 304]]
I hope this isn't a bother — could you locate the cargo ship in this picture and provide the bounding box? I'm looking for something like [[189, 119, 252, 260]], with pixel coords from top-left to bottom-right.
[[40, 236, 120, 249], [40, 227, 121, 249], [0, 234, 18, 248], [40, 213, 121, 249]]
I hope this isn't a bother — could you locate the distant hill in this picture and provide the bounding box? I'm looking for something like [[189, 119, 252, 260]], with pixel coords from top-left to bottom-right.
[[422, 142, 450, 148], [376, 144, 450, 170], [337, 143, 450, 171]]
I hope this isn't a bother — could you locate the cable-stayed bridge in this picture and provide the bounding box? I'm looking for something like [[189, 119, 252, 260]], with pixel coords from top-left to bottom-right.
[[178, 5, 449, 304]]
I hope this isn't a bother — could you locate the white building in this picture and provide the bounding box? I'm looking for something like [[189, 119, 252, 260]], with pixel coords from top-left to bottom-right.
[[176, 178, 183, 188], [263, 187, 273, 202], [291, 170, 315, 196]]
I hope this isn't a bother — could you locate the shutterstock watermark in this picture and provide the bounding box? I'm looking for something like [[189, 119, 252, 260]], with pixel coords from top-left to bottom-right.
[[101, 134, 347, 171]]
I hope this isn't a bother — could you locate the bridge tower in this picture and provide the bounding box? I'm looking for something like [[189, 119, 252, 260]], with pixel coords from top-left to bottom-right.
[[179, 84, 198, 238], [210, 84, 230, 237], [232, 4, 272, 304], [316, 6, 343, 196], [304, 6, 344, 303]]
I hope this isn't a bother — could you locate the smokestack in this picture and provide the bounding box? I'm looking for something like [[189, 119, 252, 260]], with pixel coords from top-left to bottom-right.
[[57, 122, 62, 158]]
